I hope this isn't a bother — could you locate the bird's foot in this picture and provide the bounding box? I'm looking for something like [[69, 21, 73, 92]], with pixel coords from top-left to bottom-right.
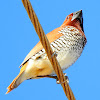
[[56, 73, 69, 84], [51, 51, 57, 58]]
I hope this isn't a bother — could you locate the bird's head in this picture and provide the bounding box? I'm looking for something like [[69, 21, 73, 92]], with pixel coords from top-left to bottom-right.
[[62, 10, 84, 32]]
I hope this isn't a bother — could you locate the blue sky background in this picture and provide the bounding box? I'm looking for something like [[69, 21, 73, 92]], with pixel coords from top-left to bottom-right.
[[1, 0, 100, 100]]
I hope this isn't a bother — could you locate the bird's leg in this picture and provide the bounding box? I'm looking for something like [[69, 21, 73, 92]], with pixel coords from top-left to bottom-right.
[[37, 75, 57, 79], [37, 73, 69, 84]]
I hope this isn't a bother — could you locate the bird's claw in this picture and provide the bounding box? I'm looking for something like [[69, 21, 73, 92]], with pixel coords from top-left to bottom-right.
[[56, 73, 69, 84], [51, 51, 57, 58]]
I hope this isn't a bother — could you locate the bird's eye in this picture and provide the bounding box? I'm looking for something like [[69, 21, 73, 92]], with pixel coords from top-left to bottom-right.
[[66, 16, 69, 20]]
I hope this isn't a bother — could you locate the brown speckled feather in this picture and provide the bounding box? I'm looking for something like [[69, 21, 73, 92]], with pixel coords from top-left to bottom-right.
[[20, 27, 63, 67]]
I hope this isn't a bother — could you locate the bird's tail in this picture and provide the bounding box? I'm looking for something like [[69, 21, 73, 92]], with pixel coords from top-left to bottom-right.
[[6, 71, 25, 94]]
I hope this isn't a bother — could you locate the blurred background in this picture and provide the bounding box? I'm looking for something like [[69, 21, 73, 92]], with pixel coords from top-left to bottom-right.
[[0, 0, 100, 100]]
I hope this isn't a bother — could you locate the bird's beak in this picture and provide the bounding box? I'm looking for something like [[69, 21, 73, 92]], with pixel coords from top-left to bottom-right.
[[71, 10, 84, 32], [71, 10, 83, 22]]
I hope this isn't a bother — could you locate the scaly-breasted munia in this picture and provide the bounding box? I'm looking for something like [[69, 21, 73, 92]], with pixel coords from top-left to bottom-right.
[[6, 10, 87, 94]]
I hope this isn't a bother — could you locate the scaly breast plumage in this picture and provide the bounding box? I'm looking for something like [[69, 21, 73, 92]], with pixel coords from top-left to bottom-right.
[[31, 26, 86, 71]]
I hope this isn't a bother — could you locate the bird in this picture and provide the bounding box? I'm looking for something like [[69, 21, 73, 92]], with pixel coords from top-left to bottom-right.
[[6, 10, 87, 94]]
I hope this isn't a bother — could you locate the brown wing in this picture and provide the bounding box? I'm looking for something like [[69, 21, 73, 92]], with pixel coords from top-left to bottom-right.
[[19, 27, 63, 67]]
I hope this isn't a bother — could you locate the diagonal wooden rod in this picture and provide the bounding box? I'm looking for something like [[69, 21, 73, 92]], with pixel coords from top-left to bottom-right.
[[21, 0, 75, 100]]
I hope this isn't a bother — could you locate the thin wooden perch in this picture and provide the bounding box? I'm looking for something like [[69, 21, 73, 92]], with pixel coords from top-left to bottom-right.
[[21, 0, 76, 100]]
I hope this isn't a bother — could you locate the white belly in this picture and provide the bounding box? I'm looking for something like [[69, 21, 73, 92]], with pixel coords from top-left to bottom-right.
[[57, 48, 83, 71]]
